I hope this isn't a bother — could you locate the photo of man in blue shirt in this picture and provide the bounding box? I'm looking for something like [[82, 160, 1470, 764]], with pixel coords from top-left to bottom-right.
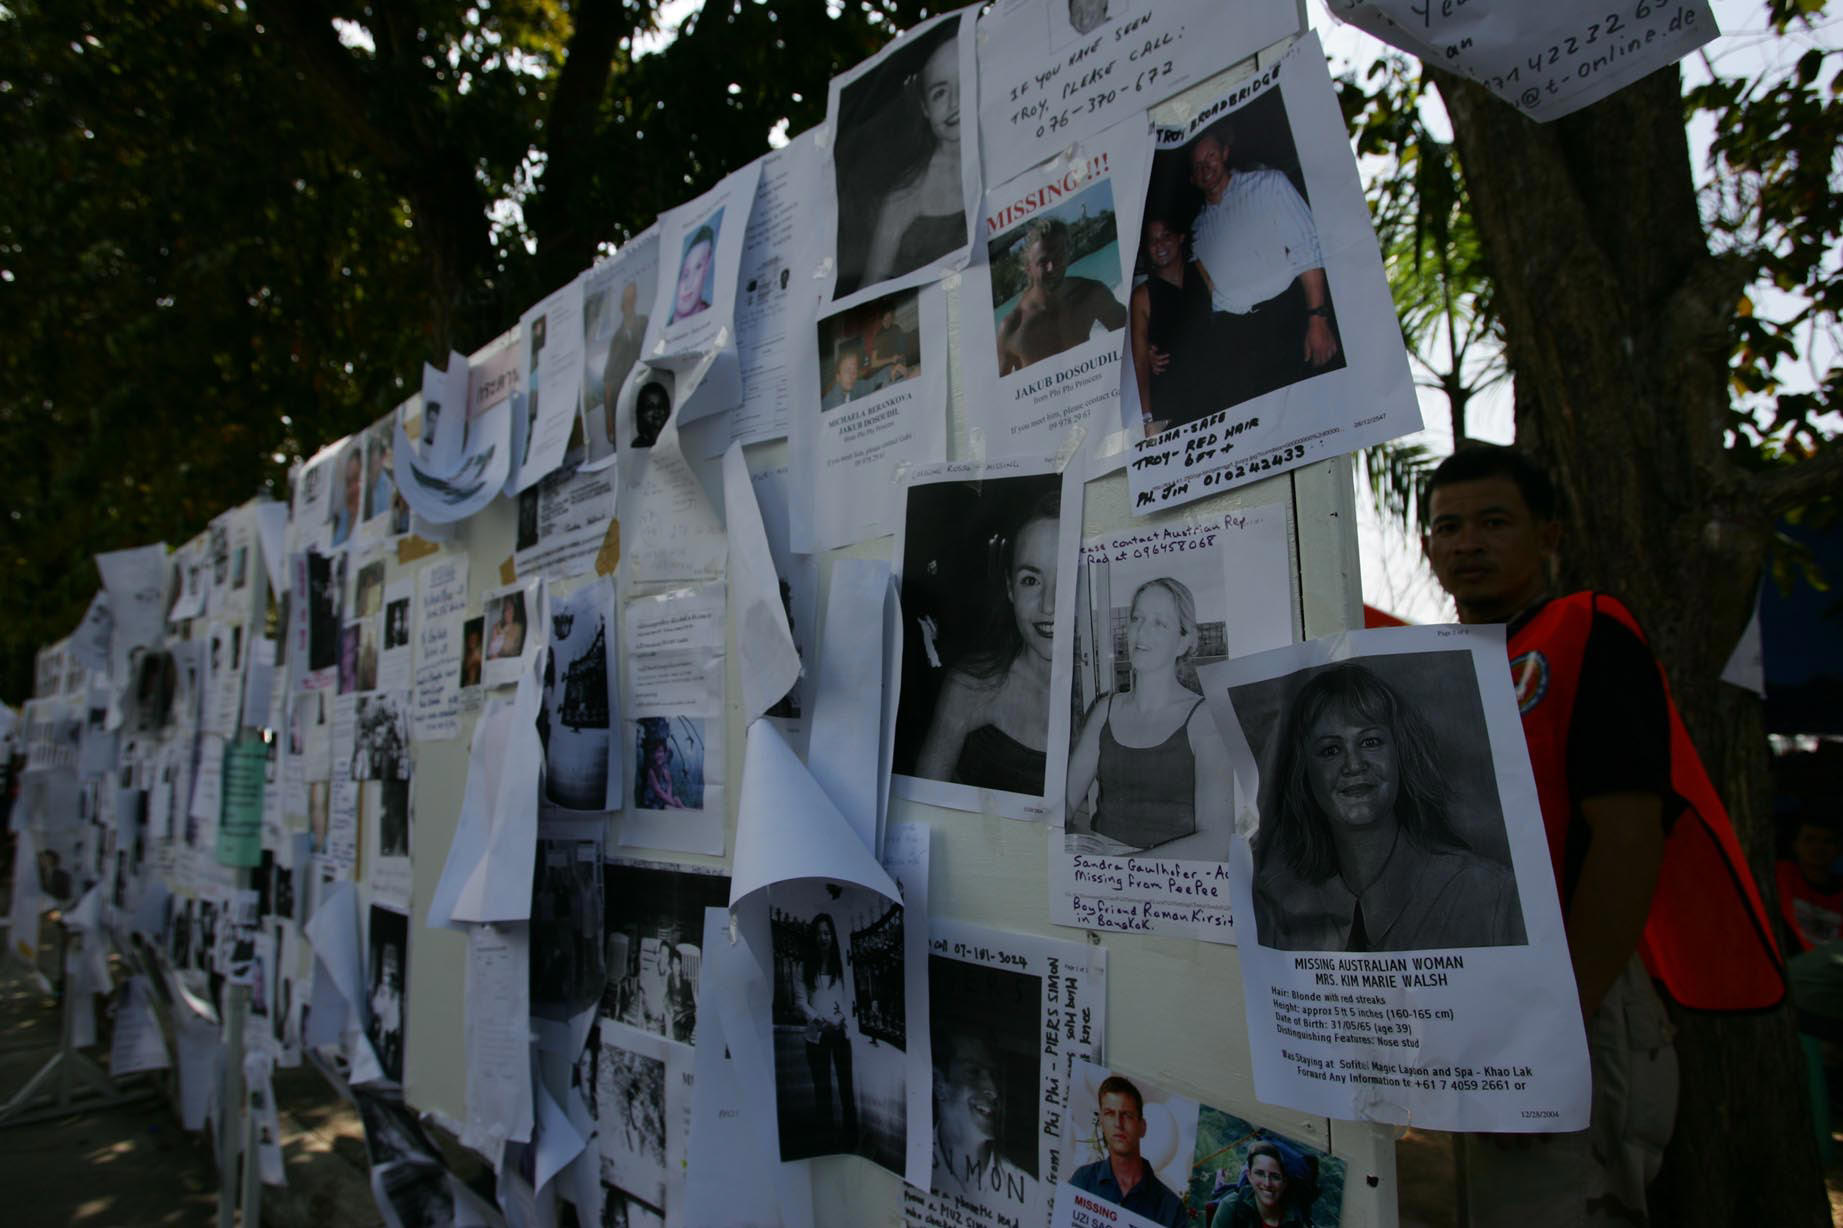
[[1069, 1074, 1187, 1228]]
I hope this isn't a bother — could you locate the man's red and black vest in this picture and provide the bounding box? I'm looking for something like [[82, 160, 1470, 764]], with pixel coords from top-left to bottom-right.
[[1508, 592, 1784, 1011]]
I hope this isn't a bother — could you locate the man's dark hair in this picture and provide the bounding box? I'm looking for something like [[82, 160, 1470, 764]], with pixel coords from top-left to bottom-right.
[[1421, 444, 1559, 524], [1096, 1074, 1144, 1114]]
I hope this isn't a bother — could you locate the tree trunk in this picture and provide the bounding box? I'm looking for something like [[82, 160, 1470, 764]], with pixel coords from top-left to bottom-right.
[[1433, 66, 1829, 1227]]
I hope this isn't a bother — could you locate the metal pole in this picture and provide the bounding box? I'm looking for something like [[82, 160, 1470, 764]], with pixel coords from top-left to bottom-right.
[[239, 1054, 262, 1226], [217, 867, 250, 1228]]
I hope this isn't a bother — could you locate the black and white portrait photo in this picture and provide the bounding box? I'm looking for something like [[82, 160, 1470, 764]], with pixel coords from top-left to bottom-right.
[[1134, 83, 1345, 433], [894, 469, 1064, 803], [353, 692, 410, 782], [831, 13, 970, 300], [374, 778, 411, 861], [1229, 651, 1528, 953], [768, 878, 908, 1174], [929, 954, 1039, 1206], [384, 596, 411, 651], [531, 835, 606, 1025], [367, 905, 409, 1083], [626, 368, 674, 451], [600, 859, 728, 1044], [1064, 524, 1236, 859], [542, 581, 616, 811]]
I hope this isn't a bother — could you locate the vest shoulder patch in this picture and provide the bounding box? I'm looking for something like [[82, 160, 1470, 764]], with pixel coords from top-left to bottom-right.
[[1510, 650, 1549, 714]]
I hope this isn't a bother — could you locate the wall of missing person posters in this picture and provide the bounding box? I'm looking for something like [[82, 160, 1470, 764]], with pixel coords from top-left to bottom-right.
[[1, 0, 1719, 1224]]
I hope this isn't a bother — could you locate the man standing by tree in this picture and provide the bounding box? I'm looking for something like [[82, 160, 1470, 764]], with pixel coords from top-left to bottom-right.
[[1422, 444, 1783, 1226]]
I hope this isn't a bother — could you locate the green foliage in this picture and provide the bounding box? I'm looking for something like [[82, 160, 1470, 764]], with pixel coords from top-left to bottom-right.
[[1686, 14, 1843, 459], [0, 0, 932, 699], [1343, 8, 1838, 536]]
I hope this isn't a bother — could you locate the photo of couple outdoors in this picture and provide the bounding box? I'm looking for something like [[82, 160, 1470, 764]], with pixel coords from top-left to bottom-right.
[[1131, 86, 1344, 435]]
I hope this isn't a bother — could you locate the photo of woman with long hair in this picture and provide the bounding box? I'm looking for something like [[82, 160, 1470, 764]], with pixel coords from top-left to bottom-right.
[[1066, 576, 1233, 852], [795, 912, 857, 1150], [833, 17, 968, 298], [1249, 661, 1525, 952], [913, 491, 1059, 796]]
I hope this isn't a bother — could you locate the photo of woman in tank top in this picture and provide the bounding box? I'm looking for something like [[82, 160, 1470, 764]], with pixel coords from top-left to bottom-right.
[[1065, 577, 1233, 854]]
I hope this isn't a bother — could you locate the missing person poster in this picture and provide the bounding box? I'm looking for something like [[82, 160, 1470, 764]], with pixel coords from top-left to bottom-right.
[[1200, 625, 1589, 1131], [824, 8, 981, 310], [1047, 504, 1294, 942], [643, 160, 762, 421], [395, 341, 519, 525], [513, 451, 618, 583], [1123, 34, 1421, 514], [580, 228, 661, 471], [411, 554, 467, 742], [902, 921, 1107, 1228], [891, 458, 1081, 822], [974, 0, 1298, 186], [358, 413, 412, 545], [792, 281, 949, 552], [1049, 1059, 1349, 1228], [723, 130, 823, 453], [479, 578, 543, 690], [509, 273, 586, 494], [764, 869, 926, 1184], [960, 117, 1151, 460], [618, 583, 727, 857]]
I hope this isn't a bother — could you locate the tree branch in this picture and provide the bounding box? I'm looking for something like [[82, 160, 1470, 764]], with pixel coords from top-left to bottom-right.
[[1751, 446, 1843, 516], [529, 0, 626, 286]]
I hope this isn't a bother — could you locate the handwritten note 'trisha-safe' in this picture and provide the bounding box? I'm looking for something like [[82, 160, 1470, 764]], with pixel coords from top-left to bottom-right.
[[1329, 0, 1717, 121]]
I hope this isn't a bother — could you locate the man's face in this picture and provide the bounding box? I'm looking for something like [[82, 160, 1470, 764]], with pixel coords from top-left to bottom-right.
[[676, 239, 712, 317], [1189, 135, 1229, 199], [621, 281, 638, 318], [1097, 1091, 1145, 1160], [1025, 236, 1066, 292], [1424, 476, 1560, 623], [936, 1038, 1002, 1141]]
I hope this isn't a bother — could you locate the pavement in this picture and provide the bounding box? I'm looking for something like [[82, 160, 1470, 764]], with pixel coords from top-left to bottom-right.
[[0, 918, 382, 1228]]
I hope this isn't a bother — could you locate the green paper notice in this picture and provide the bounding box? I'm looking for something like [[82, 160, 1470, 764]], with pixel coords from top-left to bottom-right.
[[216, 735, 267, 868]]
